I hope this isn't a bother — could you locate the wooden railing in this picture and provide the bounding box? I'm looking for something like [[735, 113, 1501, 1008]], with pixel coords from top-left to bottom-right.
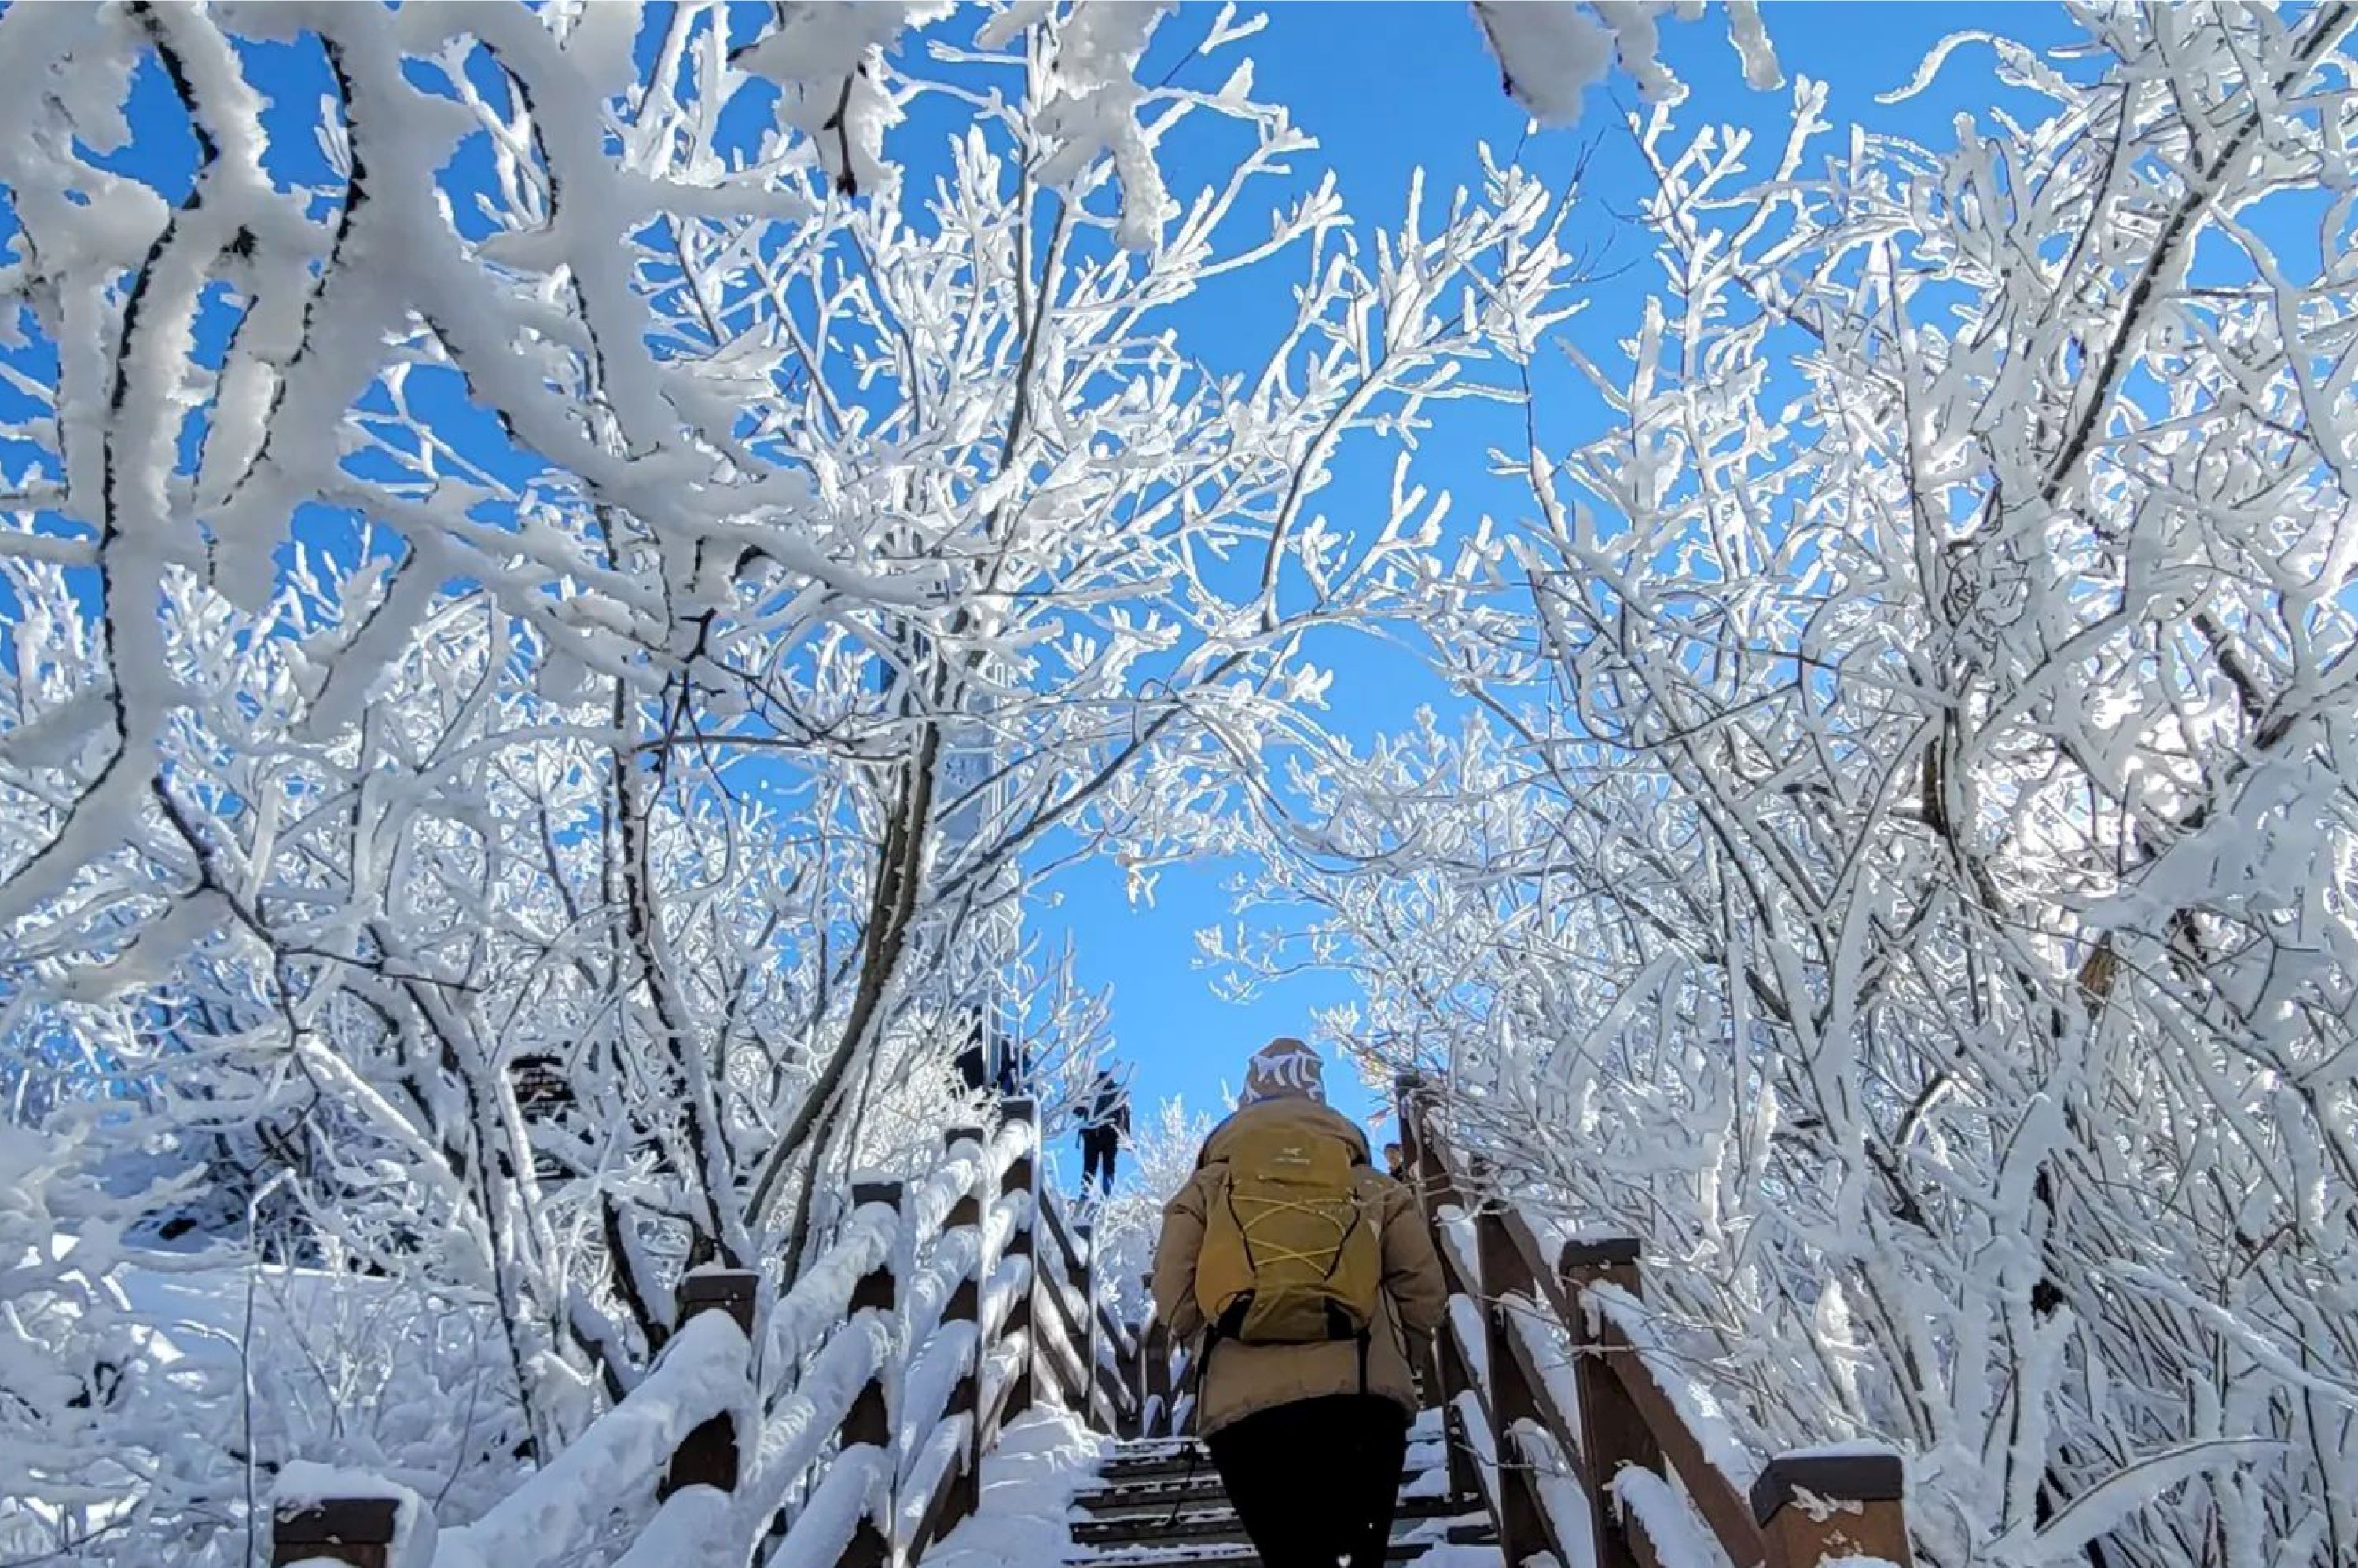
[[1122, 1078, 1914, 1568], [1399, 1072, 1913, 1568], [272, 1097, 1132, 1567]]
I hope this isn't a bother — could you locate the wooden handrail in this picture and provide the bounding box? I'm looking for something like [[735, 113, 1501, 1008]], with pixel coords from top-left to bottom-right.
[[1393, 1073, 1915, 1568], [273, 1092, 1132, 1568]]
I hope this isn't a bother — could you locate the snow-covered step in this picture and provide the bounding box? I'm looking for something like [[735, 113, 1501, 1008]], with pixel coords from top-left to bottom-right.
[[1096, 1438, 1446, 1483], [1067, 1539, 1447, 1568], [1071, 1493, 1470, 1546], [1072, 1433, 1495, 1568], [1078, 1463, 1449, 1513]]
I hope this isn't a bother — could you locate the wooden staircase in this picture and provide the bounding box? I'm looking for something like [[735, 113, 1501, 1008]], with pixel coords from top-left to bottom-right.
[[1099, 1075, 1921, 1568], [1063, 1415, 1498, 1568]]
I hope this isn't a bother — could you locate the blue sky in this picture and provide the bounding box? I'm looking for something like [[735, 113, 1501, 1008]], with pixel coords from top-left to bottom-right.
[[1023, 2, 2082, 1144], [2, 0, 2084, 1154]]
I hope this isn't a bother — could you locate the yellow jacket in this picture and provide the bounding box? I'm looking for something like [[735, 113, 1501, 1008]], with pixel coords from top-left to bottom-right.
[[1149, 1094, 1447, 1434]]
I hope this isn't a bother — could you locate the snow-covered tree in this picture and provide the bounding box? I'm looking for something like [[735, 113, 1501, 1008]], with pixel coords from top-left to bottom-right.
[[0, 3, 1600, 1558], [1207, 9, 2358, 1567]]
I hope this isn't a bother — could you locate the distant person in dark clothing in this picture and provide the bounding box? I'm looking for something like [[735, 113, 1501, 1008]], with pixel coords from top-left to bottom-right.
[[1383, 1140, 1407, 1181], [954, 1010, 989, 1094], [994, 1035, 1031, 1099], [1077, 1067, 1130, 1195]]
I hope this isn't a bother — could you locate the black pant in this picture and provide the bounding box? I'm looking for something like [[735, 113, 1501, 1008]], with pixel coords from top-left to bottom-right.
[[1080, 1128, 1118, 1193], [1207, 1394, 1409, 1568]]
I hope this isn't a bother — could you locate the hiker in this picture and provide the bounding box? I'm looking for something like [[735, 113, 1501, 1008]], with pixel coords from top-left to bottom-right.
[[954, 1009, 990, 1095], [1078, 1067, 1131, 1195], [1150, 1037, 1445, 1568], [993, 1034, 1031, 1099], [1383, 1140, 1406, 1181]]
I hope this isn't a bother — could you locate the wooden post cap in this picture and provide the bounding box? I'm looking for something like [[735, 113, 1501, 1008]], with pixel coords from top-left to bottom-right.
[[946, 1125, 986, 1151], [274, 1497, 399, 1544], [1559, 1236, 1642, 1271], [273, 1496, 399, 1566], [1002, 1095, 1038, 1123], [678, 1269, 758, 1334], [850, 1178, 903, 1207], [1750, 1450, 1907, 1526]]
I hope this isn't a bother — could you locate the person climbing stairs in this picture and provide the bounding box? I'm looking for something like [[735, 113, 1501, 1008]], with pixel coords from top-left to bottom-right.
[[1064, 1410, 1498, 1568]]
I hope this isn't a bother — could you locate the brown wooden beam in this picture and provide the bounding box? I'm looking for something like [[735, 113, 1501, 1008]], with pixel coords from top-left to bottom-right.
[[1753, 1452, 1912, 1568], [1594, 1313, 1761, 1567], [661, 1267, 758, 1499], [272, 1499, 397, 1568], [837, 1180, 902, 1568], [1477, 1180, 1555, 1568], [1563, 1244, 1669, 1568]]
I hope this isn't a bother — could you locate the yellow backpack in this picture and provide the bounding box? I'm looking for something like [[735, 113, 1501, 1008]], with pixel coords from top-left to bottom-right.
[[1193, 1122, 1382, 1342]]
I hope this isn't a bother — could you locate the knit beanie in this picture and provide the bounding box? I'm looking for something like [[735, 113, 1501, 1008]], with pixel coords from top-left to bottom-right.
[[1240, 1037, 1325, 1107]]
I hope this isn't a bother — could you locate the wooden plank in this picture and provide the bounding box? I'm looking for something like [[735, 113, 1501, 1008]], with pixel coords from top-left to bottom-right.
[[1096, 1353, 1136, 1419], [1096, 1300, 1133, 1360], [907, 1441, 971, 1562], [1565, 1250, 1664, 1568], [1040, 1192, 1087, 1284], [1597, 1315, 1761, 1567], [1495, 1291, 1583, 1467], [662, 1269, 758, 1499], [931, 1126, 987, 1537], [997, 1100, 1038, 1427], [1039, 1250, 1092, 1404], [1754, 1452, 1912, 1568], [1477, 1184, 1550, 1568], [837, 1181, 902, 1568], [1622, 1501, 1671, 1568], [1500, 1208, 1576, 1324]]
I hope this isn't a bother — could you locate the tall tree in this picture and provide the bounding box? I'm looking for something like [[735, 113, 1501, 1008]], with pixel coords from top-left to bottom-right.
[[1214, 9, 2358, 1566]]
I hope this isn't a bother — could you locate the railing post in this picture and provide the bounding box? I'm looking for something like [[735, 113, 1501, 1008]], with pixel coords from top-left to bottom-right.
[[839, 1179, 902, 1568], [272, 1499, 398, 1567], [1754, 1452, 1912, 1568], [997, 1097, 1038, 1434], [933, 1127, 987, 1541], [1115, 1311, 1143, 1439], [1474, 1163, 1551, 1567], [1563, 1238, 1658, 1568], [1396, 1073, 1478, 1503], [1141, 1273, 1171, 1439], [1074, 1217, 1100, 1429], [662, 1268, 758, 1499]]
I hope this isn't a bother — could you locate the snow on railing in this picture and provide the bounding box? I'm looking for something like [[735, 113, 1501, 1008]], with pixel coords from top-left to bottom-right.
[[1586, 1280, 1762, 1489], [1449, 1292, 1491, 1389], [741, 1310, 894, 1518], [1611, 1467, 1735, 1568], [763, 1193, 902, 1390], [472, 1307, 747, 1540], [1388, 1070, 1919, 1568], [274, 1096, 1138, 1568]]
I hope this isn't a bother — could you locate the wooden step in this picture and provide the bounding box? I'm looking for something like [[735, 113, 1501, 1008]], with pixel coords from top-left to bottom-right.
[[1078, 1471, 1458, 1516], [1071, 1493, 1467, 1546], [1067, 1538, 1449, 1568], [1098, 1441, 1445, 1483]]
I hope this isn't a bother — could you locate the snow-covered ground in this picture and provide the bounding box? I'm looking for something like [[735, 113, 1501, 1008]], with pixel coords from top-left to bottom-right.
[[920, 1408, 1112, 1568]]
